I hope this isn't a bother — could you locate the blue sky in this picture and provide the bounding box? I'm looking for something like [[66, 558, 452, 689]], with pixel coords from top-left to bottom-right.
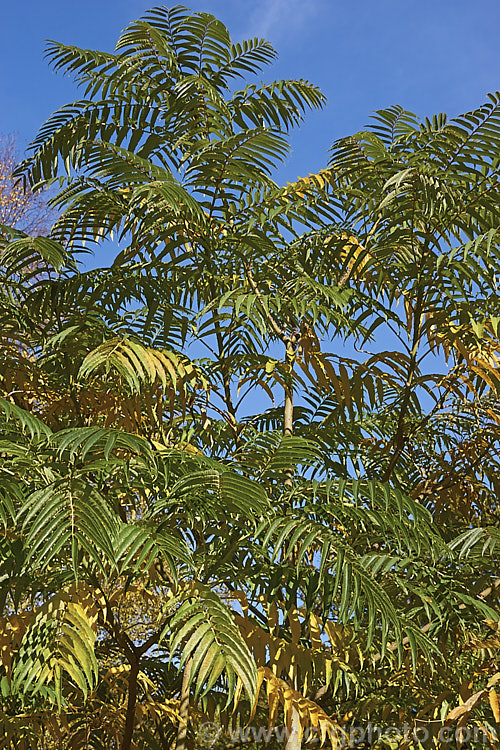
[[2, 0, 500, 182]]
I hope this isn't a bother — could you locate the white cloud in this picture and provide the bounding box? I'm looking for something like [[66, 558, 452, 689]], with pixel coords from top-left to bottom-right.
[[247, 0, 321, 42]]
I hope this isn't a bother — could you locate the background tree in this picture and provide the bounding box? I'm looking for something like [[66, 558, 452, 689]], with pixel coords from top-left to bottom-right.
[[0, 134, 52, 235]]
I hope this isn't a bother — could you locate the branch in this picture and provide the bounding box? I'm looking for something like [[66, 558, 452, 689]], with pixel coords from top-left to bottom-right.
[[121, 657, 139, 750], [372, 578, 500, 665], [244, 262, 286, 342]]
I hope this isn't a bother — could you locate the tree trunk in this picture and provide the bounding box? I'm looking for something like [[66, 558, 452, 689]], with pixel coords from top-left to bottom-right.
[[285, 705, 301, 750], [284, 335, 300, 749], [121, 658, 139, 750], [175, 658, 192, 750], [284, 380, 293, 438], [284, 334, 296, 488]]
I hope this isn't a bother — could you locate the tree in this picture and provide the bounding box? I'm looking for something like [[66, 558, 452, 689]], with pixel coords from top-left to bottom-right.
[[0, 6, 499, 749], [0, 134, 52, 235]]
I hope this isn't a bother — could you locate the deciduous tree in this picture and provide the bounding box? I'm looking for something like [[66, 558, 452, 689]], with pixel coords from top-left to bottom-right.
[[0, 134, 52, 235], [0, 6, 498, 750]]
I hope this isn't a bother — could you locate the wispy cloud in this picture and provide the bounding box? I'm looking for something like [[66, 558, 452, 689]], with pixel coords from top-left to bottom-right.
[[247, 0, 321, 42]]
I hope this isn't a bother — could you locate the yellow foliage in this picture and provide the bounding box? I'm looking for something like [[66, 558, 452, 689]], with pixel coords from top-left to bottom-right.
[[252, 667, 346, 747]]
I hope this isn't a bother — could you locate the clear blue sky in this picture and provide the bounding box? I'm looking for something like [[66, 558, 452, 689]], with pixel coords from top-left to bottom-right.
[[2, 0, 499, 182]]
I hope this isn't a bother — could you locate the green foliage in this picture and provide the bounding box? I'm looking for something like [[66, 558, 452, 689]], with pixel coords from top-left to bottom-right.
[[166, 584, 257, 700]]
